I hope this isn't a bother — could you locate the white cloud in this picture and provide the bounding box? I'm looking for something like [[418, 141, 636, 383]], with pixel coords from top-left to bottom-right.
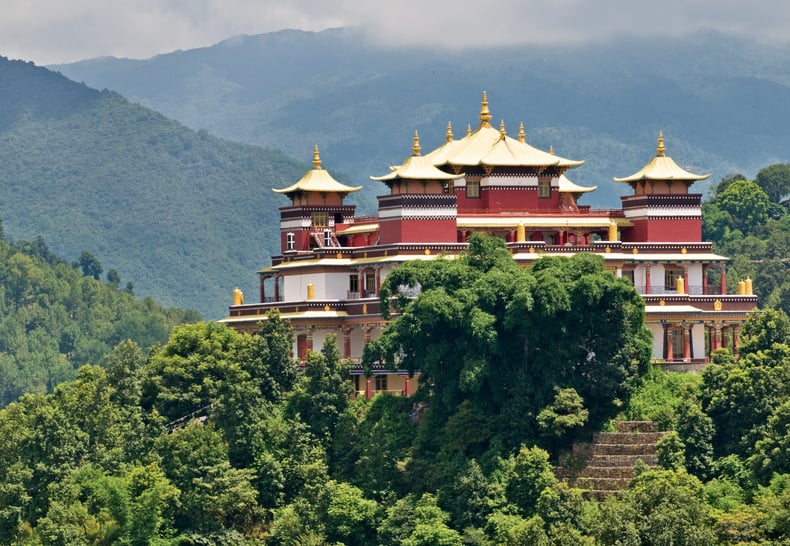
[[1, 0, 789, 65]]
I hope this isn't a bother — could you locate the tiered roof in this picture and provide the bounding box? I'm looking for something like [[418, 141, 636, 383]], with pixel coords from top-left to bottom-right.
[[424, 92, 583, 170]]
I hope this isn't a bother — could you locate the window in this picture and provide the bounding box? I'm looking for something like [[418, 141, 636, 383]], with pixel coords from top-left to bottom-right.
[[466, 179, 480, 198], [286, 232, 295, 250], [312, 211, 328, 228], [375, 374, 388, 391], [349, 274, 359, 293], [323, 229, 332, 247], [665, 269, 682, 291], [538, 178, 551, 198], [365, 272, 377, 295]]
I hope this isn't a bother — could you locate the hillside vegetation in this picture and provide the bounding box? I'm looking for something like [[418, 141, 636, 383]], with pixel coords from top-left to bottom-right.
[[1, 238, 790, 544], [0, 232, 198, 406], [52, 28, 790, 207], [0, 56, 309, 317]]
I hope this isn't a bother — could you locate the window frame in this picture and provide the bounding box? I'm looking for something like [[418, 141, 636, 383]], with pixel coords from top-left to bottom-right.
[[466, 179, 481, 199], [538, 178, 551, 198]]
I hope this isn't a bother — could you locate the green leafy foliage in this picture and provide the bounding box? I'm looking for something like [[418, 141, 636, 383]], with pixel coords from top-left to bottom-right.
[[368, 234, 651, 453], [0, 235, 197, 406]]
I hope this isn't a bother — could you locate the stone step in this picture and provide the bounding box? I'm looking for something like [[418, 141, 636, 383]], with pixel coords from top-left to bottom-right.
[[592, 431, 667, 444], [558, 452, 659, 468], [613, 420, 659, 433], [589, 442, 658, 456], [571, 466, 637, 479], [587, 454, 658, 467], [572, 476, 631, 491]]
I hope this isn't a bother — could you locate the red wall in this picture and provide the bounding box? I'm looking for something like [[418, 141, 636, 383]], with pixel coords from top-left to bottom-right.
[[455, 187, 560, 212], [623, 218, 702, 242], [380, 218, 457, 244]]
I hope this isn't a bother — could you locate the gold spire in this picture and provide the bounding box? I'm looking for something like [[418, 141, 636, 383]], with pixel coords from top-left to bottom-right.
[[467, 124, 472, 136], [412, 130, 421, 156], [312, 145, 322, 169], [549, 145, 554, 155], [518, 122, 526, 143], [446, 122, 454, 143], [479, 91, 492, 127], [499, 119, 506, 140], [657, 131, 666, 157]]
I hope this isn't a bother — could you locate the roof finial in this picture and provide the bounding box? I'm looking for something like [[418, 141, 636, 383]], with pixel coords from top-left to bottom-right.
[[499, 119, 506, 139], [445, 122, 454, 143], [467, 124, 472, 136], [657, 131, 666, 157], [518, 122, 526, 143], [479, 91, 492, 127], [312, 145, 322, 169], [549, 144, 555, 155], [412, 130, 421, 156]]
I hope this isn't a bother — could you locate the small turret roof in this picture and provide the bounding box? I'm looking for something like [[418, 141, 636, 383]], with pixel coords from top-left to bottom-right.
[[371, 131, 463, 182], [273, 145, 362, 195], [613, 132, 710, 183]]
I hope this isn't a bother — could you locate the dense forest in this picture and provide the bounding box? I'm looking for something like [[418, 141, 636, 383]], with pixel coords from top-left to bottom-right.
[[0, 56, 310, 318], [1, 233, 789, 545], [0, 230, 198, 407]]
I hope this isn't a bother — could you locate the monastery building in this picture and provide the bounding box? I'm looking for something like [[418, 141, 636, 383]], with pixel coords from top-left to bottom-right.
[[221, 93, 757, 397]]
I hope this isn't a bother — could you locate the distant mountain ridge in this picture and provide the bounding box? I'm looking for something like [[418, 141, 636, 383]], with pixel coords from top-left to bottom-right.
[[0, 56, 308, 318], [51, 28, 790, 206]]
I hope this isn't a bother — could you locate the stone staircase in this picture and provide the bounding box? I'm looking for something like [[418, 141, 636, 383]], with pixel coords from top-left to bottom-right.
[[554, 421, 667, 499]]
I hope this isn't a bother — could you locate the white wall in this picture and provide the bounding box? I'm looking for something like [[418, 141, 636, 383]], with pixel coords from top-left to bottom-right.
[[283, 272, 351, 300]]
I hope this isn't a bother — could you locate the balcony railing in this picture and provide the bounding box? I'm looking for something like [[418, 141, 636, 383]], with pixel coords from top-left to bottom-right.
[[633, 285, 723, 296]]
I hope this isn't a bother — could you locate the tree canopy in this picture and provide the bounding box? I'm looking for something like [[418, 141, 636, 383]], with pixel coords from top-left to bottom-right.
[[365, 233, 652, 449]]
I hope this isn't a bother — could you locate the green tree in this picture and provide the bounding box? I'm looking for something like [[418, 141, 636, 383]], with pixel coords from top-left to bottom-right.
[[739, 307, 790, 356], [749, 400, 790, 483], [379, 493, 462, 546], [656, 431, 686, 471], [319, 480, 379, 546], [675, 400, 715, 479], [756, 163, 790, 204], [78, 250, 103, 280], [286, 336, 352, 445], [604, 469, 716, 545], [366, 234, 651, 450], [154, 422, 261, 534], [536, 387, 589, 439], [143, 321, 246, 421], [504, 446, 558, 517], [717, 179, 772, 235], [106, 268, 121, 286]]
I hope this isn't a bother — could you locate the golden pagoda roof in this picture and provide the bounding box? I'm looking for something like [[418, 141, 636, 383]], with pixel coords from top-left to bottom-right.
[[423, 92, 583, 169], [613, 132, 710, 183], [371, 131, 463, 182], [273, 145, 363, 195], [558, 173, 597, 193]]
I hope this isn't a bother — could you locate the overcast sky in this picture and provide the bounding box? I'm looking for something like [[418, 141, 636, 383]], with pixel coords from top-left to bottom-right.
[[2, 0, 790, 65]]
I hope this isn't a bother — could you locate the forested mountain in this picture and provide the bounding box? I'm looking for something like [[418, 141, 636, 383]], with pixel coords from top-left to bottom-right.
[[0, 233, 198, 406], [0, 56, 310, 318], [52, 28, 790, 206]]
